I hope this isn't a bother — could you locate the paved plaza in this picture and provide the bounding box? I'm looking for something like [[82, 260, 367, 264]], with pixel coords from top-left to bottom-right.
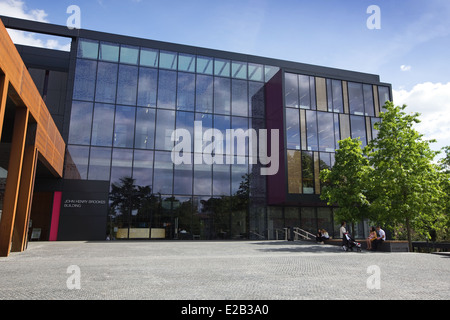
[[0, 240, 449, 300]]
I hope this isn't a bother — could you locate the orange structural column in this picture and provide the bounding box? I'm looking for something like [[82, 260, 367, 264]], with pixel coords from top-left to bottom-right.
[[0, 107, 29, 257], [11, 145, 38, 252], [0, 74, 8, 140]]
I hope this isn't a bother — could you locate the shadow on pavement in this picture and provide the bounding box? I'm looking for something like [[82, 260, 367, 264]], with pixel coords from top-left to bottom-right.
[[251, 240, 352, 254]]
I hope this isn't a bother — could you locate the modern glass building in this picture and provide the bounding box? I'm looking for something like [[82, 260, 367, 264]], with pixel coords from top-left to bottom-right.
[[0, 16, 391, 244]]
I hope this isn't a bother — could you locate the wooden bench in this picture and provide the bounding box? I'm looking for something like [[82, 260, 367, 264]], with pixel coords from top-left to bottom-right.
[[412, 242, 450, 252], [321, 238, 409, 252]]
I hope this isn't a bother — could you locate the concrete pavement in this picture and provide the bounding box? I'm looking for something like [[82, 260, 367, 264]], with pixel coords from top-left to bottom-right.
[[0, 240, 449, 300]]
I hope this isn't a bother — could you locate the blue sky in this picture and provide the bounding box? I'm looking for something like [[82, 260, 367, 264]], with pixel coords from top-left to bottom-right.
[[1, 0, 450, 158]]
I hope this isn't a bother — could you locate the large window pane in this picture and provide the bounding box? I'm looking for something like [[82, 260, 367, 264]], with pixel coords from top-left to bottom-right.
[[317, 112, 335, 152], [306, 110, 318, 151], [88, 147, 112, 181], [302, 151, 314, 194], [178, 53, 196, 73], [231, 163, 248, 195], [157, 70, 177, 109], [174, 153, 193, 195], [334, 114, 340, 150], [73, 59, 97, 101], [214, 77, 231, 115], [77, 39, 98, 59], [140, 48, 159, 68], [194, 162, 212, 196], [371, 117, 381, 140], [213, 164, 230, 196], [378, 86, 390, 111], [95, 62, 118, 104], [64, 145, 89, 180], [137, 67, 157, 107], [214, 115, 230, 158], [153, 151, 173, 194], [117, 65, 138, 106], [68, 101, 93, 145], [348, 82, 364, 115], [195, 113, 213, 153], [99, 42, 119, 62], [196, 75, 213, 113], [110, 148, 133, 186], [232, 79, 248, 117], [155, 109, 176, 151], [285, 73, 299, 108], [286, 108, 300, 150], [287, 150, 301, 194], [363, 84, 374, 116], [176, 111, 195, 155], [159, 51, 177, 70], [114, 105, 136, 148], [301, 207, 316, 233], [133, 150, 154, 188], [135, 107, 156, 150], [299, 75, 313, 109], [197, 56, 213, 75], [350, 115, 367, 147], [317, 208, 332, 236], [177, 72, 195, 111], [214, 58, 230, 77], [91, 103, 115, 147], [231, 116, 249, 161], [120, 45, 139, 65], [327, 79, 343, 113]]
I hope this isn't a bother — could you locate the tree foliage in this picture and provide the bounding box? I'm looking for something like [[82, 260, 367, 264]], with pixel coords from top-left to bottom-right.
[[320, 102, 447, 248], [320, 138, 371, 228], [365, 102, 445, 249]]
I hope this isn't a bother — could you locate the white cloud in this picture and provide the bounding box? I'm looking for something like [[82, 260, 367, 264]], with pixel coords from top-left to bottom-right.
[[0, 0, 48, 22], [400, 65, 411, 72], [0, 0, 70, 51], [393, 82, 450, 157]]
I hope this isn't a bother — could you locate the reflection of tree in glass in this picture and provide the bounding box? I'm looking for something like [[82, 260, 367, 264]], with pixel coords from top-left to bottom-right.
[[109, 177, 159, 222]]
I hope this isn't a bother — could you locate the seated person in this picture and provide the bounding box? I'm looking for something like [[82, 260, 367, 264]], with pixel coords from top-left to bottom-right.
[[366, 227, 377, 250], [316, 229, 329, 243], [372, 226, 386, 251]]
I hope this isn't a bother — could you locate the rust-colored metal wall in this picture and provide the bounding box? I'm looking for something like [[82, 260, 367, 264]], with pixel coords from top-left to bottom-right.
[[0, 19, 66, 257]]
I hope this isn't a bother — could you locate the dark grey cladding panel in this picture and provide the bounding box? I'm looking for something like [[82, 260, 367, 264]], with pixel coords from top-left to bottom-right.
[[15, 44, 70, 72]]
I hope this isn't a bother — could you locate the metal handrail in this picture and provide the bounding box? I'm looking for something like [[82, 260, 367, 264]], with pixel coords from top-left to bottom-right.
[[249, 230, 266, 240], [274, 228, 288, 240], [293, 227, 316, 241]]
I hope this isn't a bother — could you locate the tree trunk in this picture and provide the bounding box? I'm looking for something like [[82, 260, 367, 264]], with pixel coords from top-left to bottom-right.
[[406, 216, 412, 252]]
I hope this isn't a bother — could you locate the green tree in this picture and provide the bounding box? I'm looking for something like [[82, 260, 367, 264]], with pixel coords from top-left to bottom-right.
[[366, 102, 445, 250], [438, 146, 450, 241], [320, 137, 371, 233]]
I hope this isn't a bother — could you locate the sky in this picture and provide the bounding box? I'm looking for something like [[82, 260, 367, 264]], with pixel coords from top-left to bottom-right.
[[1, 0, 449, 160]]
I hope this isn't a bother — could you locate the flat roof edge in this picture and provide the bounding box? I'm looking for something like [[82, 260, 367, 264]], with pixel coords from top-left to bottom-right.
[[0, 15, 382, 84]]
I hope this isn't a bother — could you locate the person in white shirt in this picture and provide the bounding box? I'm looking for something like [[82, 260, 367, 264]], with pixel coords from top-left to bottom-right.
[[372, 226, 386, 251]]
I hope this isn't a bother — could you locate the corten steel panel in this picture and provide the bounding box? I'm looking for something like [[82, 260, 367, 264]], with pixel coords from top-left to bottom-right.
[[0, 74, 8, 139], [0, 19, 65, 256], [0, 19, 65, 177], [11, 146, 37, 252], [0, 107, 28, 257]]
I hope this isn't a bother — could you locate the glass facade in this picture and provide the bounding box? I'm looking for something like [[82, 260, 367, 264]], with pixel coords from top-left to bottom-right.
[[64, 37, 391, 241], [67, 38, 283, 240]]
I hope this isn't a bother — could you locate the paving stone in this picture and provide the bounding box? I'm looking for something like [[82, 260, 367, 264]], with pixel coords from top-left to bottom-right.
[[0, 240, 448, 300]]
